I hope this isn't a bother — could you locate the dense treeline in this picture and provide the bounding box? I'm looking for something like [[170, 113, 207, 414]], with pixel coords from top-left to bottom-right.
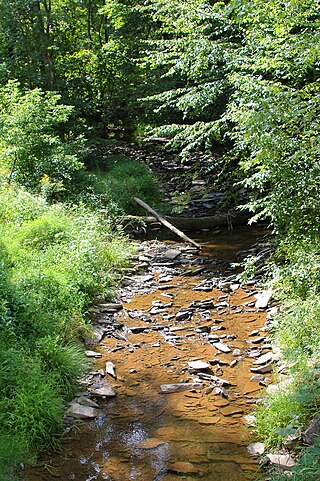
[[0, 0, 320, 479]]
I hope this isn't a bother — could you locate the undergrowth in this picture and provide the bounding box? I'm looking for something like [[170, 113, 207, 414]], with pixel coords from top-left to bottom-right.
[[0, 183, 133, 479], [71, 154, 165, 214], [250, 236, 320, 481]]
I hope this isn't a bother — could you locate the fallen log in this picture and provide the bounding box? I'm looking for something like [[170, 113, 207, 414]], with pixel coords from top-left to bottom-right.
[[122, 211, 249, 231], [133, 197, 201, 250]]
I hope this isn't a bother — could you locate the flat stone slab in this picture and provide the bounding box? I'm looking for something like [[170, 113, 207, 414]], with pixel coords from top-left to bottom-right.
[[266, 453, 296, 469], [250, 363, 273, 374], [76, 396, 99, 408], [212, 342, 231, 353], [160, 383, 202, 393], [85, 350, 102, 358], [138, 438, 167, 450], [159, 275, 174, 283], [187, 360, 211, 370], [168, 462, 199, 474], [221, 406, 244, 417], [99, 303, 123, 311], [163, 249, 181, 260], [254, 290, 272, 309], [67, 402, 100, 419], [253, 352, 274, 365], [248, 442, 265, 456], [89, 385, 116, 397]]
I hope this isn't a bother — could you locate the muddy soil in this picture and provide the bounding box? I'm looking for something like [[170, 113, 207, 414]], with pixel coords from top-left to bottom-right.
[[23, 227, 273, 481]]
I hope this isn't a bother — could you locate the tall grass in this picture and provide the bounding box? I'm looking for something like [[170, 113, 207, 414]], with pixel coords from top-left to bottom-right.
[[0, 182, 133, 479], [71, 154, 164, 214]]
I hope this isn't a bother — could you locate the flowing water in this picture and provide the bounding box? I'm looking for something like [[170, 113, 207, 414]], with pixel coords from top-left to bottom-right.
[[24, 227, 269, 481]]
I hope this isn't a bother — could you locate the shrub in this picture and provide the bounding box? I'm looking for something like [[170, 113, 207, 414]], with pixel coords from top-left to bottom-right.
[[0, 80, 84, 194]]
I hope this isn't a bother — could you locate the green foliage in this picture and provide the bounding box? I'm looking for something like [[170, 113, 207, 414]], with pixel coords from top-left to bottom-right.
[[0, 183, 132, 476], [0, 81, 83, 193], [73, 154, 163, 214], [254, 369, 320, 449], [272, 240, 320, 299], [36, 336, 89, 398], [274, 299, 320, 363]]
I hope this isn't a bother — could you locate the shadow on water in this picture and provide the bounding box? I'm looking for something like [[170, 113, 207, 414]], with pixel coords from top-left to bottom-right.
[[23, 226, 268, 481]]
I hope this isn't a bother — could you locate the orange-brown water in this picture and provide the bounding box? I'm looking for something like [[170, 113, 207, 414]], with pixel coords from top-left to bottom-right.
[[23, 227, 269, 481]]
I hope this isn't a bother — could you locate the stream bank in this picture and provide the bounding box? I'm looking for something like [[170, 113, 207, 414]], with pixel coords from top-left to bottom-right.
[[22, 226, 276, 481]]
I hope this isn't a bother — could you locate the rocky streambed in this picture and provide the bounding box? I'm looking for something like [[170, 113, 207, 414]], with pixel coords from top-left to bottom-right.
[[23, 227, 277, 481]]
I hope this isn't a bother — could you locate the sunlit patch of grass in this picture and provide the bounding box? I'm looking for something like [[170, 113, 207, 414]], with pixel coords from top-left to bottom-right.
[[71, 154, 165, 214]]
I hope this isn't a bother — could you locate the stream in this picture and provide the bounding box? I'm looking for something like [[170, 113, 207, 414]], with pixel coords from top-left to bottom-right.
[[23, 226, 272, 481]]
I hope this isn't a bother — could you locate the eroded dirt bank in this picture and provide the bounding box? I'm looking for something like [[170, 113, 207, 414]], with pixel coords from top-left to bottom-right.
[[23, 227, 273, 481]]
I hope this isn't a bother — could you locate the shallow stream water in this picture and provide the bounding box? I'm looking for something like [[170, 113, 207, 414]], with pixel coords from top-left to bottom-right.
[[24, 227, 270, 481]]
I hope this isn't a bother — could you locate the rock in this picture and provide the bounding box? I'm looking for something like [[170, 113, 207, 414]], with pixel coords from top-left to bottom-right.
[[76, 396, 100, 409], [250, 330, 260, 336], [105, 361, 117, 378], [218, 281, 231, 291], [158, 284, 177, 290], [138, 438, 167, 450], [99, 303, 123, 311], [85, 350, 102, 358], [214, 387, 228, 398], [249, 336, 267, 344], [254, 290, 272, 309], [265, 453, 296, 469], [212, 342, 231, 353], [92, 326, 105, 343], [221, 406, 243, 416], [195, 325, 211, 333], [209, 375, 231, 386], [250, 375, 264, 382], [250, 363, 273, 374], [160, 383, 202, 393], [163, 249, 181, 260], [248, 442, 265, 456], [215, 300, 230, 308], [209, 359, 229, 366], [208, 334, 220, 342], [253, 352, 274, 365], [188, 360, 211, 370], [243, 414, 256, 426], [89, 385, 116, 397], [232, 348, 241, 356], [303, 414, 320, 445], [159, 275, 174, 283], [67, 402, 100, 419], [129, 326, 149, 333], [138, 255, 151, 263], [168, 462, 199, 474], [193, 285, 213, 292], [152, 300, 172, 308], [175, 310, 192, 321]]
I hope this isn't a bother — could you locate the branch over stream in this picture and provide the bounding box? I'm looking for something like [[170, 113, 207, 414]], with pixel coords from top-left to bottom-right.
[[133, 197, 201, 249]]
